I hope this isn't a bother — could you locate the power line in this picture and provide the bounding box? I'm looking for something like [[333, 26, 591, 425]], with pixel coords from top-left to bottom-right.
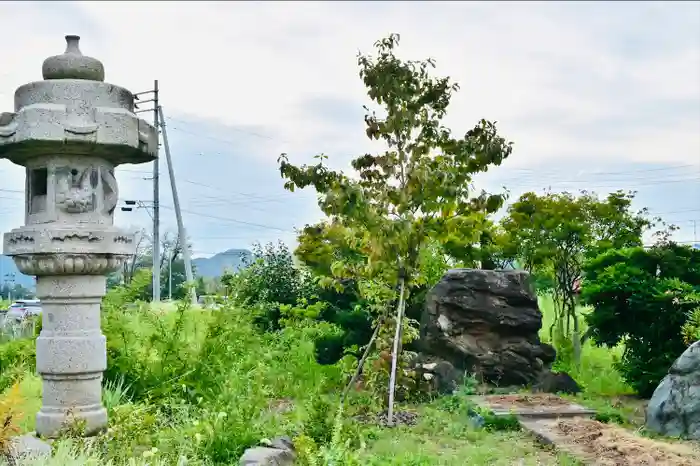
[[113, 120, 700, 204], [501, 177, 700, 191], [161, 115, 700, 181], [166, 117, 282, 143], [159, 204, 295, 233], [0, 188, 697, 228], [500, 163, 700, 177]]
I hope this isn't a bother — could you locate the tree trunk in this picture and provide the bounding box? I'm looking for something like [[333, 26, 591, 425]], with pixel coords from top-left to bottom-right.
[[387, 276, 406, 427], [341, 312, 384, 402], [571, 296, 582, 366]]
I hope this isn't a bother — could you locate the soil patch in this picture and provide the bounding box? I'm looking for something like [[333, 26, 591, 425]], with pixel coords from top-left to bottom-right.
[[485, 394, 571, 409], [555, 418, 700, 465]]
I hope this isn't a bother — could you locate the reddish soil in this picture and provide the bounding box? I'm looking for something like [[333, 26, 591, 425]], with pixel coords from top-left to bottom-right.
[[484, 394, 572, 409], [555, 418, 700, 466]]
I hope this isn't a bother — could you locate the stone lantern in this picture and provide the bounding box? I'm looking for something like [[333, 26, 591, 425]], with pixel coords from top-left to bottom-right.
[[0, 35, 157, 437]]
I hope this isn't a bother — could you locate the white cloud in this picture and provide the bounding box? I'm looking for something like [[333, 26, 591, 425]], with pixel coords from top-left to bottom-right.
[[1, 1, 699, 250], [2, 1, 698, 165]]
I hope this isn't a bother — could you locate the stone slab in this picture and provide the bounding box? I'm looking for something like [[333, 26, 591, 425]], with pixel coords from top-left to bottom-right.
[[519, 417, 596, 463], [9, 434, 52, 462], [471, 394, 596, 419]]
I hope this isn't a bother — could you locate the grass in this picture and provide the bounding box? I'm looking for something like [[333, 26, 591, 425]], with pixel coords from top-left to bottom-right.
[[0, 293, 649, 465], [538, 295, 631, 395], [537, 295, 647, 427], [359, 404, 581, 465]]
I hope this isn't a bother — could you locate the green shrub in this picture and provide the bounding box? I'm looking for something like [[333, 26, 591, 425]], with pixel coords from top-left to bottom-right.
[[593, 410, 625, 425], [682, 305, 700, 345], [581, 243, 700, 397], [230, 241, 377, 366], [0, 337, 35, 392]]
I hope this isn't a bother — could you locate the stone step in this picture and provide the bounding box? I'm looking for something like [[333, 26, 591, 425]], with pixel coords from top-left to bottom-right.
[[471, 395, 596, 420], [493, 408, 596, 419]]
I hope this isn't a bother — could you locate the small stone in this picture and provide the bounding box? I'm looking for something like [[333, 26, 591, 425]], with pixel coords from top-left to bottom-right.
[[239, 446, 295, 465], [8, 434, 52, 462]]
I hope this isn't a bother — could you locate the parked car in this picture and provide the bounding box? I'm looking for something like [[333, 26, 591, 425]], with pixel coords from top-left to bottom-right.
[[5, 299, 42, 322]]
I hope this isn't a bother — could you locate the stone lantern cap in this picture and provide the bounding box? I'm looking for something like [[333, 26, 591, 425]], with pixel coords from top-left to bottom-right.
[[0, 35, 158, 166]]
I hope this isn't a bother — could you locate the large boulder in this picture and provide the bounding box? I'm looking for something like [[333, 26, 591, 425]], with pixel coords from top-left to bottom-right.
[[645, 340, 700, 439], [420, 268, 555, 386]]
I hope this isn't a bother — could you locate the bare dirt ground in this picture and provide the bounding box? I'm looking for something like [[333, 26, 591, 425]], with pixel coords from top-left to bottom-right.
[[554, 418, 700, 466], [484, 394, 574, 409]]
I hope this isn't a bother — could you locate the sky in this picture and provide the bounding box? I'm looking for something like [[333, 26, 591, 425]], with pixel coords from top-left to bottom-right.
[[0, 1, 699, 259]]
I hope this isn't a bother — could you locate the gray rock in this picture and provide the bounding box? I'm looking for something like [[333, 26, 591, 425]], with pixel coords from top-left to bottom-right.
[[420, 269, 555, 386], [239, 446, 296, 466], [532, 371, 582, 395], [646, 341, 700, 439], [410, 355, 461, 394], [264, 436, 294, 452], [8, 434, 52, 462]]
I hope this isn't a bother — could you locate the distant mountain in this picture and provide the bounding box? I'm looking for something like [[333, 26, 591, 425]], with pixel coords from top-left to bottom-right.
[[0, 255, 36, 290], [193, 248, 253, 278]]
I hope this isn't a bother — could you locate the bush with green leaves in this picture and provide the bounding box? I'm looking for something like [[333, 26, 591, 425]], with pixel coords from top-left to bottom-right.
[[228, 239, 377, 365], [581, 243, 700, 397], [682, 305, 700, 345], [0, 337, 35, 392], [230, 241, 316, 331]]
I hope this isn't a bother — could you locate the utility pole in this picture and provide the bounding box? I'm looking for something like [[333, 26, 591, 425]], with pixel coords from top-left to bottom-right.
[[169, 246, 175, 301], [152, 80, 161, 303], [5, 273, 15, 302], [134, 80, 161, 302], [158, 106, 197, 305]]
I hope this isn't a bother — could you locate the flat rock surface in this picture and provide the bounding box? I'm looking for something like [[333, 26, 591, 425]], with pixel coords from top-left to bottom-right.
[[9, 434, 52, 461], [472, 394, 596, 419]]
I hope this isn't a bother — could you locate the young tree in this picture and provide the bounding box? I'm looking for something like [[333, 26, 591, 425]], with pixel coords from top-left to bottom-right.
[[502, 189, 651, 364], [278, 33, 512, 423]]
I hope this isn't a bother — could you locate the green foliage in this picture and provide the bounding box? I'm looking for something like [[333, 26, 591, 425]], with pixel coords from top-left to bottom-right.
[[594, 410, 626, 425], [105, 267, 152, 304], [480, 411, 521, 433], [279, 33, 511, 286], [229, 239, 374, 366], [0, 338, 34, 392], [444, 218, 517, 270], [279, 34, 512, 418], [433, 391, 520, 433], [232, 241, 314, 331], [682, 305, 700, 345], [503, 190, 651, 363], [581, 243, 700, 397], [19, 279, 343, 464], [0, 283, 34, 301]]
